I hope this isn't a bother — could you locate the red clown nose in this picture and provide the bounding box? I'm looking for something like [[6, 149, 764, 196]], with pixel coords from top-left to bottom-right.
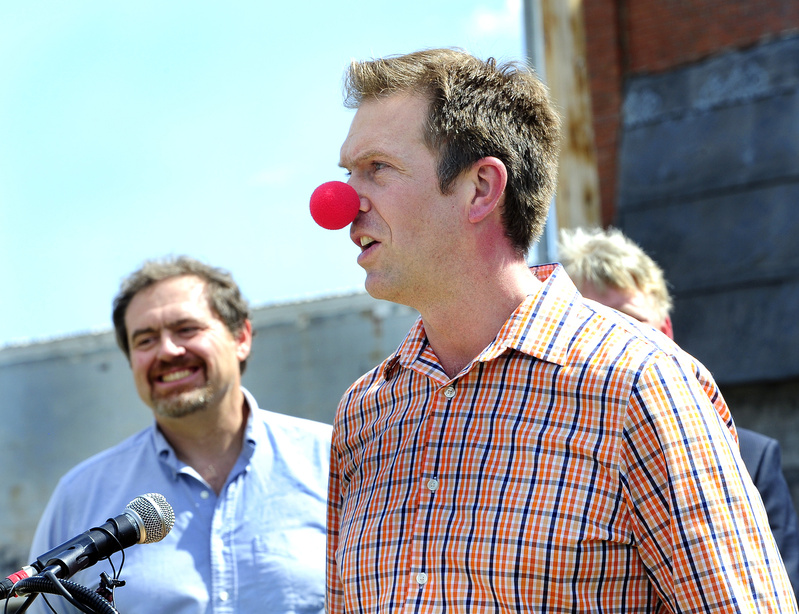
[[309, 181, 360, 230]]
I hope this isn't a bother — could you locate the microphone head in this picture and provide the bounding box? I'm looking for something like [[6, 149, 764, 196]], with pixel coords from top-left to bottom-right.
[[310, 181, 360, 230], [126, 493, 175, 544]]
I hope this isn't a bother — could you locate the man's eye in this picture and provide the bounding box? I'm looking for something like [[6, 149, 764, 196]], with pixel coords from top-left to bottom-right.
[[133, 337, 155, 349], [372, 162, 387, 171]]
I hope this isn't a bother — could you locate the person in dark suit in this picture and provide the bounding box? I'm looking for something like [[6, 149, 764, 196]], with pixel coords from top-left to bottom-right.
[[559, 226, 799, 598], [738, 427, 799, 586]]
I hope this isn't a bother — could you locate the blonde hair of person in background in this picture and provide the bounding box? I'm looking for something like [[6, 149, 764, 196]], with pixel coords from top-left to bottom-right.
[[558, 226, 674, 339]]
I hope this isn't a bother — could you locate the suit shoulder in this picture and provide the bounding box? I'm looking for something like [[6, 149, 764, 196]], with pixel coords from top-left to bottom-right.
[[738, 427, 778, 448]]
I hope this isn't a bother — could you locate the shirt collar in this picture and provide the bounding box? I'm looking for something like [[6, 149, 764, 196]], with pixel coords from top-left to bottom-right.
[[484, 263, 583, 367], [241, 386, 261, 450], [388, 264, 581, 377]]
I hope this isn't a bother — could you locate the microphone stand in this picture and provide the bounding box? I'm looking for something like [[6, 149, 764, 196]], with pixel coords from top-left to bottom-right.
[[9, 568, 120, 614], [5, 493, 173, 613]]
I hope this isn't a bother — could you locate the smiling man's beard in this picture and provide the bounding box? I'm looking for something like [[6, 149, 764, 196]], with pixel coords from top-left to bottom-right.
[[151, 382, 215, 419]]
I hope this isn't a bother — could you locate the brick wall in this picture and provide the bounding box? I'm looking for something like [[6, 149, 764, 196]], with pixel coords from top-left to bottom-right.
[[626, 0, 799, 73], [581, 0, 623, 225]]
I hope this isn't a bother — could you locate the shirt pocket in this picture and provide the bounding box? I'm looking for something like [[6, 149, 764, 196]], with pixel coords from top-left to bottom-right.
[[253, 527, 326, 613]]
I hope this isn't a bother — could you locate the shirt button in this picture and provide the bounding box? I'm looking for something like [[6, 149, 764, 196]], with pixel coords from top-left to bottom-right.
[[427, 478, 439, 492], [416, 572, 428, 585], [200, 490, 210, 499], [444, 386, 456, 398], [219, 591, 229, 601]]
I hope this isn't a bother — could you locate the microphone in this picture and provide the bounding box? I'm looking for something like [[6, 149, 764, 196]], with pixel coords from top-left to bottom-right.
[[33, 493, 174, 583], [310, 181, 360, 230], [1, 493, 175, 598]]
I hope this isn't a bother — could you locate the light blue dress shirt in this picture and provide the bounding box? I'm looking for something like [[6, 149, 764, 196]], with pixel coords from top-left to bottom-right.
[[28, 388, 331, 614]]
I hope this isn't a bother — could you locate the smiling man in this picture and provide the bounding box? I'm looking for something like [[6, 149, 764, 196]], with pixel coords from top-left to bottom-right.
[[326, 48, 797, 613], [29, 256, 331, 614]]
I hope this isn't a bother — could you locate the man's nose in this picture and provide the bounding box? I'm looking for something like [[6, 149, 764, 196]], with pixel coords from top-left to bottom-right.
[[346, 179, 371, 213], [156, 334, 186, 359]]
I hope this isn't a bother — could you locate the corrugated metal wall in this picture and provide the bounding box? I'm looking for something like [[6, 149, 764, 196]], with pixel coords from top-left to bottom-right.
[[0, 291, 418, 578]]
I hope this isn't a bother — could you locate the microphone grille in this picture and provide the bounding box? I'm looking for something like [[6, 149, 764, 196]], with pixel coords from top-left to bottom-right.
[[126, 493, 176, 544]]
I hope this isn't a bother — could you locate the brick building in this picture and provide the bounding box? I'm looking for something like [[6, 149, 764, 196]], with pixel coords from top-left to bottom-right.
[[575, 0, 799, 499]]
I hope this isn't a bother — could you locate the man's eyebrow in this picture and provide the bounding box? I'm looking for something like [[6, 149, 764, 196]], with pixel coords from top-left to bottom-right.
[[130, 326, 157, 341], [339, 149, 385, 169]]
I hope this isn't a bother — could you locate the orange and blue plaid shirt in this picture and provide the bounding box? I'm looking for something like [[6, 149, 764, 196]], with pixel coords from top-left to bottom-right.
[[327, 264, 796, 613]]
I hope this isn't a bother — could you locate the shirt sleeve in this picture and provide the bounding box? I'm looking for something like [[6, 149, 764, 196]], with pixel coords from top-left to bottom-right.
[[621, 355, 797, 613], [326, 432, 345, 614]]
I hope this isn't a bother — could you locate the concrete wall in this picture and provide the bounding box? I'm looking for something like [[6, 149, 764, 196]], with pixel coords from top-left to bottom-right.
[[617, 35, 799, 386], [615, 35, 799, 513], [0, 291, 418, 579]]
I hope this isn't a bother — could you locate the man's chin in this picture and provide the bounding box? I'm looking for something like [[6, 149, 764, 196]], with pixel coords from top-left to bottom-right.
[[364, 275, 396, 302], [151, 387, 212, 419]]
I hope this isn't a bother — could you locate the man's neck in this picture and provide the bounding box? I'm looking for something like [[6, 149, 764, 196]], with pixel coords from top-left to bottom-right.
[[157, 387, 248, 494], [418, 262, 542, 379]]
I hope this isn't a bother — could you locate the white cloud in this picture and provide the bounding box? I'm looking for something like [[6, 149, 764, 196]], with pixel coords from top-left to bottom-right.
[[467, 0, 522, 38]]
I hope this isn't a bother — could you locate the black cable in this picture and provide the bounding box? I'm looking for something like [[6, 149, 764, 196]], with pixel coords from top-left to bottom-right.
[[44, 570, 96, 614], [102, 518, 127, 603], [4, 581, 41, 614], [12, 574, 119, 614]]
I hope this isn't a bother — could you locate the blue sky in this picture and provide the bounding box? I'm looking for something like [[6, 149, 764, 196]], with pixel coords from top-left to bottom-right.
[[0, 1, 526, 347]]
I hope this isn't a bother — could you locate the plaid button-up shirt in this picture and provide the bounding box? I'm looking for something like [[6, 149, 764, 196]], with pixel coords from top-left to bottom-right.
[[327, 264, 795, 613]]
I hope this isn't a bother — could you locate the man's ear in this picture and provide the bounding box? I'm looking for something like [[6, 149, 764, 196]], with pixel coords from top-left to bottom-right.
[[235, 320, 253, 361], [660, 315, 674, 340], [468, 156, 508, 224]]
